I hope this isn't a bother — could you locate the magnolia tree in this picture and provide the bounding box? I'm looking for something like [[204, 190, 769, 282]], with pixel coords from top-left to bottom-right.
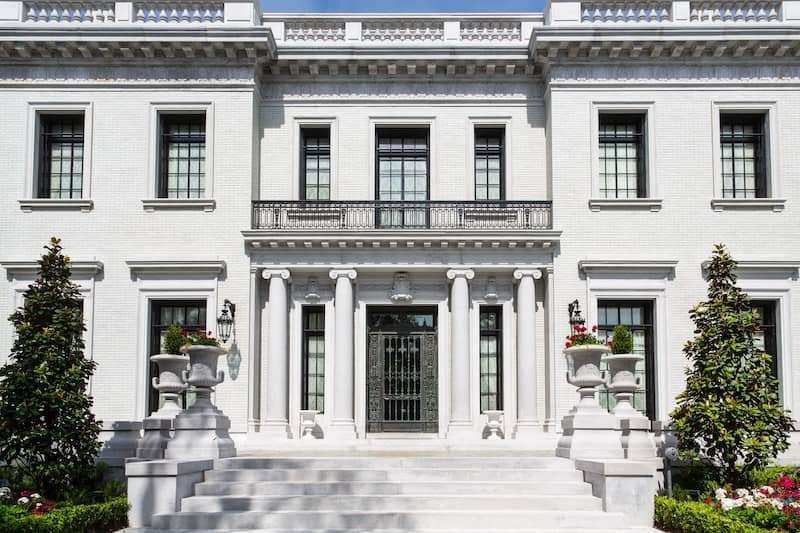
[[671, 244, 793, 487], [0, 238, 101, 499]]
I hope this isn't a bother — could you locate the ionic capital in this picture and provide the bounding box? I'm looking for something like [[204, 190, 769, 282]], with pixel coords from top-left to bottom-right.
[[262, 269, 291, 281], [329, 268, 358, 281], [513, 268, 543, 281], [446, 268, 475, 281]]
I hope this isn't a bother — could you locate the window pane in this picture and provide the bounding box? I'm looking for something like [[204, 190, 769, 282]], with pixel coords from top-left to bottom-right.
[[39, 114, 85, 199], [598, 114, 645, 199], [160, 114, 206, 199]]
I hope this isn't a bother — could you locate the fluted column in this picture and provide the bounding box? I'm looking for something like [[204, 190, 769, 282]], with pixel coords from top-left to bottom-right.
[[514, 268, 543, 439], [446, 268, 474, 438], [261, 269, 291, 438], [329, 269, 358, 439], [247, 267, 262, 432]]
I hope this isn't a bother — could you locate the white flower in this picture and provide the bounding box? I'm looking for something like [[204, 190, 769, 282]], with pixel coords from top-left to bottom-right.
[[735, 488, 749, 498], [17, 496, 29, 505], [721, 498, 736, 511], [760, 486, 775, 495], [30, 493, 41, 500], [0, 487, 10, 497], [715, 488, 728, 501]]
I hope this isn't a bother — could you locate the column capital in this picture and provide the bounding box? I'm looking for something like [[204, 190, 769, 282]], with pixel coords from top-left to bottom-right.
[[329, 268, 357, 281], [446, 268, 475, 281], [262, 269, 291, 281], [513, 268, 543, 281]]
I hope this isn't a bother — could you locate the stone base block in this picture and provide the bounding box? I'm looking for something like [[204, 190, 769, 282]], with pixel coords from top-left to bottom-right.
[[621, 417, 658, 459], [98, 421, 143, 480], [325, 419, 357, 440], [164, 412, 236, 460], [258, 419, 291, 439], [136, 418, 173, 460], [446, 421, 478, 440], [575, 459, 658, 527], [557, 412, 623, 459], [513, 421, 543, 440]]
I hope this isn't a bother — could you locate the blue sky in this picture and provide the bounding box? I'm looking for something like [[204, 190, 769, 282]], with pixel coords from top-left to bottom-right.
[[261, 0, 545, 13]]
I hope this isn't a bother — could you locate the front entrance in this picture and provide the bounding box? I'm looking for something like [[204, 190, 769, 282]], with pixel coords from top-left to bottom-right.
[[367, 307, 438, 433]]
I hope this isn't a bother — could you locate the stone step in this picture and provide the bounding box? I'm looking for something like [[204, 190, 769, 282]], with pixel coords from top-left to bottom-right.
[[180, 494, 604, 512], [128, 529, 660, 533], [194, 479, 594, 496], [216, 457, 573, 470], [151, 510, 629, 530], [205, 468, 584, 483]]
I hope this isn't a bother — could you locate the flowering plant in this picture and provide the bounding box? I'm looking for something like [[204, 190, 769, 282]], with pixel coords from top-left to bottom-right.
[[565, 325, 609, 349], [708, 475, 800, 530], [181, 329, 220, 348], [12, 490, 54, 515]]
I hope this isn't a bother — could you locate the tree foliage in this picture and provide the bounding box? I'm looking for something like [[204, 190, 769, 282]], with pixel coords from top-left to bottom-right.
[[0, 238, 101, 499], [671, 244, 793, 487]]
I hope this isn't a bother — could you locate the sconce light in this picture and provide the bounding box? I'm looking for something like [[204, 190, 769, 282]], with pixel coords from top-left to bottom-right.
[[217, 299, 236, 343], [568, 299, 585, 333]]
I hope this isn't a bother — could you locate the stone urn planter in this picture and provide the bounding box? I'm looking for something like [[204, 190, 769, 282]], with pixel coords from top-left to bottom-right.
[[605, 352, 656, 458], [484, 410, 504, 440], [557, 344, 623, 459], [299, 410, 319, 440], [149, 353, 189, 418], [165, 344, 236, 459]]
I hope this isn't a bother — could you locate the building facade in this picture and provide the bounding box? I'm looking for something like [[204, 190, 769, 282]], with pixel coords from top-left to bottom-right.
[[1, 0, 799, 452]]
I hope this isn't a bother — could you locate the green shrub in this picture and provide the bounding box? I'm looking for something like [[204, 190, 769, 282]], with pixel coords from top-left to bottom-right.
[[163, 324, 185, 355], [655, 497, 769, 533], [0, 497, 128, 533], [610, 324, 634, 354], [728, 507, 787, 530], [749, 465, 800, 488]]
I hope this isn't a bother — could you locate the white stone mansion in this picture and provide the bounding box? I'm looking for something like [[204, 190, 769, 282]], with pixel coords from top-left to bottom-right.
[[1, 0, 799, 457]]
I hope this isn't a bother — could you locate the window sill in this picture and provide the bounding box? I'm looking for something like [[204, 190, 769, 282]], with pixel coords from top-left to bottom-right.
[[588, 198, 663, 212], [711, 198, 786, 212], [141, 199, 216, 212], [19, 199, 93, 213]]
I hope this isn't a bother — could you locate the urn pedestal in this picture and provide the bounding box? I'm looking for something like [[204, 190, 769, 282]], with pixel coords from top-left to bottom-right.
[[165, 345, 236, 459], [557, 345, 624, 460], [136, 353, 189, 459], [605, 353, 657, 459]]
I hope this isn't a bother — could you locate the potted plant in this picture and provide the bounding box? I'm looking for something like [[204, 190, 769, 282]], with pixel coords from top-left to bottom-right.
[[563, 324, 611, 407], [604, 324, 643, 417], [149, 325, 190, 418], [180, 329, 226, 413]]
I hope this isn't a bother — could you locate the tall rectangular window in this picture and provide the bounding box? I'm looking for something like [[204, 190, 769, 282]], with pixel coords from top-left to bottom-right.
[[159, 114, 206, 199], [598, 301, 655, 419], [301, 128, 331, 200], [720, 113, 766, 198], [479, 306, 503, 412], [475, 128, 504, 200], [149, 300, 206, 415], [38, 114, 85, 199], [599, 113, 646, 199], [302, 306, 325, 412], [752, 300, 779, 378], [375, 128, 429, 228]]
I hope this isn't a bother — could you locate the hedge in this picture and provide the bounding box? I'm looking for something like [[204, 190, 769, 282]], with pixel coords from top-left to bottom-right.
[[655, 497, 772, 533], [0, 497, 128, 533]]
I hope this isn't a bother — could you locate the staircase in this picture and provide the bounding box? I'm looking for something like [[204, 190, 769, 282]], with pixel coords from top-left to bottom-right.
[[149, 454, 653, 532]]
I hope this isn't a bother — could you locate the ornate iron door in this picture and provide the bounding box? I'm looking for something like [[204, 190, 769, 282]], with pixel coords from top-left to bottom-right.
[[368, 331, 438, 433]]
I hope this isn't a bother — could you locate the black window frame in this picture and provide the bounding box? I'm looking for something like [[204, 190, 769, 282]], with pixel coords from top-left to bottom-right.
[[148, 299, 207, 415], [598, 113, 647, 199], [597, 300, 656, 419], [300, 127, 331, 201], [752, 300, 779, 379], [479, 306, 503, 413], [374, 127, 431, 202], [301, 306, 325, 413], [37, 113, 85, 199], [158, 113, 207, 199], [474, 127, 505, 201], [720, 112, 767, 198]]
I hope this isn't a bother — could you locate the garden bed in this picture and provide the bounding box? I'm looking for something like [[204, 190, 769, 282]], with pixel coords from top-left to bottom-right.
[[0, 496, 128, 533]]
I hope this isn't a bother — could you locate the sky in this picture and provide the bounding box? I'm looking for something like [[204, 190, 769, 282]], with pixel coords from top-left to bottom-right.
[[261, 0, 546, 13]]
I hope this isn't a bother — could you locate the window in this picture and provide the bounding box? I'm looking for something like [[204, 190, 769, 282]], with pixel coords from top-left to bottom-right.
[[375, 128, 429, 228], [159, 114, 206, 199], [301, 128, 331, 200], [148, 300, 206, 415], [598, 301, 655, 419], [752, 300, 778, 378], [479, 306, 503, 412], [598, 114, 646, 199], [474, 128, 504, 200], [302, 306, 325, 412], [720, 113, 766, 198], [38, 114, 85, 199]]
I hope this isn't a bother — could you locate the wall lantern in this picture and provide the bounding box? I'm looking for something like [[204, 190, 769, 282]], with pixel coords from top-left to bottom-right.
[[568, 299, 585, 333], [217, 299, 236, 343]]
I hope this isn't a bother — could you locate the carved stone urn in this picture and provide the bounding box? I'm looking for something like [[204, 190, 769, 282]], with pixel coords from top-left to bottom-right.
[[484, 410, 504, 440], [149, 353, 189, 418], [299, 410, 319, 440], [165, 344, 236, 459], [557, 344, 623, 459], [605, 352, 657, 458]]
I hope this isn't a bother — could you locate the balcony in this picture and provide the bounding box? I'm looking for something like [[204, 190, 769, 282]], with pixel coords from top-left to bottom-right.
[[251, 200, 552, 232]]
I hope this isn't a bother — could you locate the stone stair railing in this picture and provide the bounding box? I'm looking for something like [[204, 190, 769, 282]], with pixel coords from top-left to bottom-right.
[[547, 0, 800, 24]]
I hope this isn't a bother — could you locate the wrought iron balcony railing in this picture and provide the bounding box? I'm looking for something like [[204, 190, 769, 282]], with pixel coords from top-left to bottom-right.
[[252, 200, 552, 231]]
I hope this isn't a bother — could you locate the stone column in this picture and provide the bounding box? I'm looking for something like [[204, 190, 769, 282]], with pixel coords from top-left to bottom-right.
[[544, 266, 557, 432], [247, 267, 262, 432], [446, 268, 474, 438], [514, 268, 543, 438], [329, 269, 358, 439], [261, 269, 291, 438]]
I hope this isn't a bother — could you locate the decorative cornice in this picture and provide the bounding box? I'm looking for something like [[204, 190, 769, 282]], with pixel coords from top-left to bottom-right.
[[701, 260, 800, 279], [126, 260, 225, 277], [2, 260, 103, 278], [579, 260, 678, 277]]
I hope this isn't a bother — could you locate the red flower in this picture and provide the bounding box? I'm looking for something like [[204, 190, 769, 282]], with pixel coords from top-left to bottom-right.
[[592, 325, 598, 332], [703, 498, 712, 504], [21, 490, 31, 497], [565, 342, 572, 348], [569, 335, 576, 341], [778, 476, 794, 489]]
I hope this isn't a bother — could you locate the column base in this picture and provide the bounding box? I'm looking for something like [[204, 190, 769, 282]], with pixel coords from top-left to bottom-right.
[[556, 411, 624, 460], [259, 419, 291, 440], [136, 418, 172, 460], [513, 420, 543, 440], [326, 419, 358, 441], [165, 411, 236, 460], [621, 417, 658, 459], [447, 421, 477, 440]]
